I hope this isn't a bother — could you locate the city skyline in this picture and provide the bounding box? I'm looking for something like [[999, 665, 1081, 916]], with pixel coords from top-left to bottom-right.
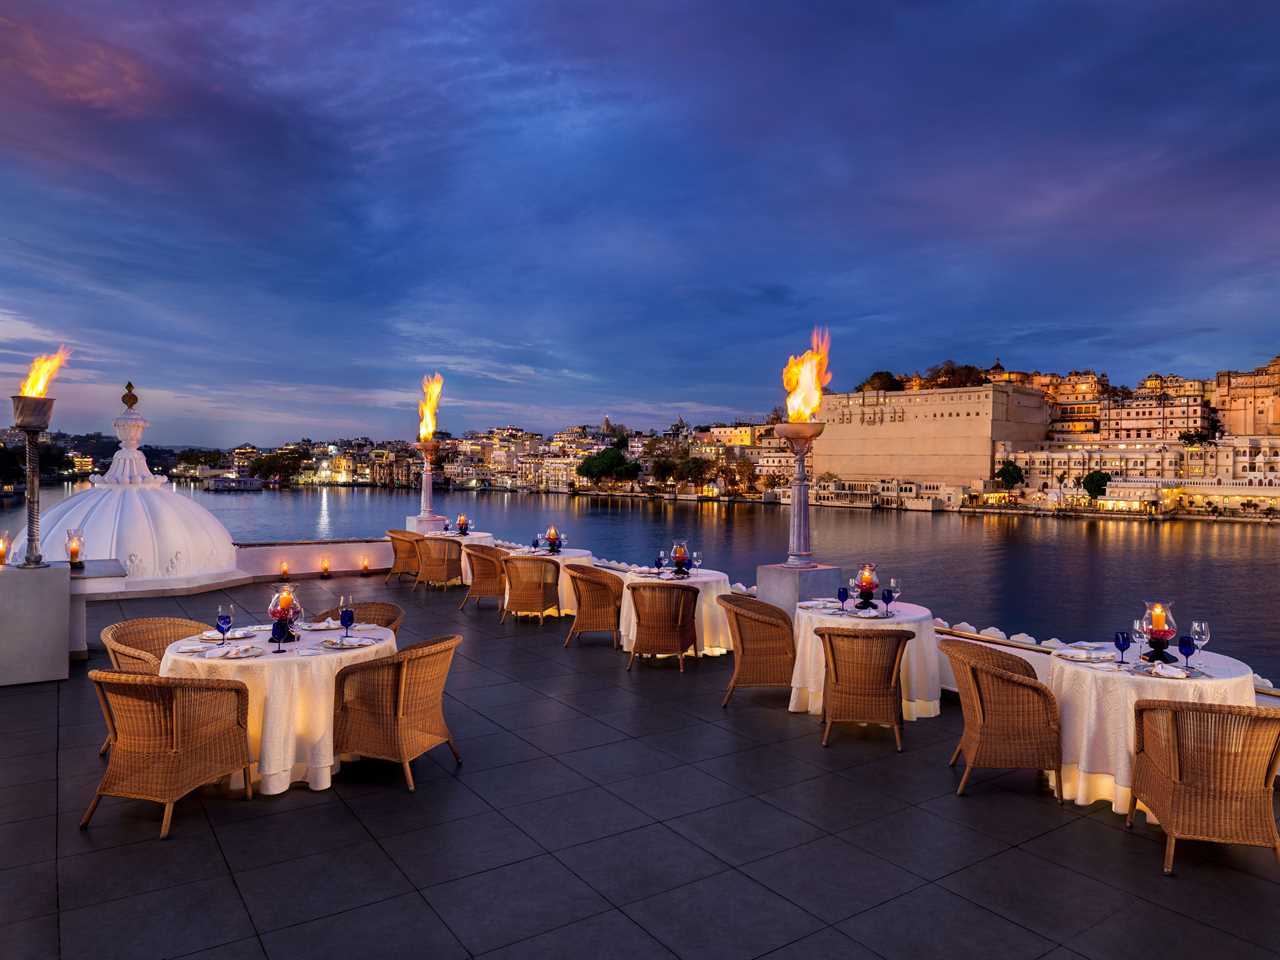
[[4, 2, 1280, 445]]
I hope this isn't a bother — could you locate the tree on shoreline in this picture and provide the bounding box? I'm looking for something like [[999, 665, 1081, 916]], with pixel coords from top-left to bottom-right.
[[1081, 469, 1111, 500], [995, 460, 1025, 490]]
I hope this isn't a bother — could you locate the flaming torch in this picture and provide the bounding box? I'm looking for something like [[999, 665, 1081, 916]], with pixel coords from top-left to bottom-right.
[[415, 373, 446, 526], [775, 329, 830, 567], [12, 346, 70, 569]]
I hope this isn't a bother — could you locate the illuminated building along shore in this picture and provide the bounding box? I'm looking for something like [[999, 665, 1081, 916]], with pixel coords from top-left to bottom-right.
[[65, 352, 1280, 520]]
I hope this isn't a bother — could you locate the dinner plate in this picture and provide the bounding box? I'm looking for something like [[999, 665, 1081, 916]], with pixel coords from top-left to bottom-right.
[[1054, 649, 1116, 663], [200, 629, 253, 642], [297, 621, 341, 631], [321, 637, 376, 649]]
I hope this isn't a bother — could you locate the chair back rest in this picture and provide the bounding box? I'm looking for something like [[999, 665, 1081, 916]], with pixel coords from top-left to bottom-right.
[[463, 544, 506, 580], [503, 556, 559, 589], [628, 583, 699, 630], [397, 636, 462, 721], [88, 669, 245, 753], [566, 565, 623, 607], [817, 628, 911, 693], [939, 637, 1037, 729], [387, 529, 423, 561], [716, 594, 793, 657], [101, 618, 213, 673], [422, 536, 462, 561], [1135, 698, 1280, 790]]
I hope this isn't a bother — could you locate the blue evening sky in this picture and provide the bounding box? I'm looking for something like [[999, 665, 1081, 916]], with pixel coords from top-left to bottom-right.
[[1, 1, 1278, 446]]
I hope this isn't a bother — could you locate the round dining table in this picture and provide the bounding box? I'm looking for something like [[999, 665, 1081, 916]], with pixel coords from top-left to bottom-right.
[[789, 600, 941, 720], [436, 531, 496, 584], [618, 568, 733, 654], [503, 546, 595, 614], [1048, 649, 1256, 814], [159, 624, 398, 795]]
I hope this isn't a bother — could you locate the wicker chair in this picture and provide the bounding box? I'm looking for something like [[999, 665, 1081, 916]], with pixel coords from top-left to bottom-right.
[[626, 582, 700, 672], [313, 602, 405, 636], [414, 536, 463, 590], [385, 529, 424, 583], [564, 566, 624, 648], [332, 636, 463, 791], [501, 556, 561, 623], [939, 638, 1062, 798], [815, 628, 912, 750], [99, 617, 214, 756], [459, 544, 508, 612], [82, 670, 252, 839], [716, 595, 795, 707], [1129, 698, 1280, 874]]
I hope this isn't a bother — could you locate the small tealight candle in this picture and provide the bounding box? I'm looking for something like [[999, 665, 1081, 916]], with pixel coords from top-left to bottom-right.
[[280, 560, 290, 580], [360, 556, 370, 576], [320, 557, 330, 578], [68, 539, 80, 563]]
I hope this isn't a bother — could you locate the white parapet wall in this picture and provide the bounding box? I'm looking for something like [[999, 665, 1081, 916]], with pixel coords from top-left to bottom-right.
[[68, 537, 395, 600]]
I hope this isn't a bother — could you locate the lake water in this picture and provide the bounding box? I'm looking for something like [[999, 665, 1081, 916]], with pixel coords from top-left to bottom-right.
[[6, 482, 1278, 677]]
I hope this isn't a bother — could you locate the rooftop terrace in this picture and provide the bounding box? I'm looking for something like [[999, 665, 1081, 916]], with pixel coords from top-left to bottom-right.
[[3, 575, 1278, 960]]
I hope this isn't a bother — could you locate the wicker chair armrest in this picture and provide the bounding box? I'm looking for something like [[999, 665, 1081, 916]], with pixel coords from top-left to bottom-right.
[[979, 665, 1061, 732], [176, 678, 251, 735], [334, 654, 398, 709]]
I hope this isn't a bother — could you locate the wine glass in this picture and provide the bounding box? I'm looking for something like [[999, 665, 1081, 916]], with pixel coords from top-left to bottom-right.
[[339, 595, 355, 639], [692, 551, 703, 570], [1131, 618, 1146, 664], [216, 604, 234, 647], [836, 586, 849, 611], [889, 577, 902, 611], [1112, 630, 1131, 664], [1178, 634, 1196, 669], [656, 549, 666, 570], [1191, 620, 1210, 660]]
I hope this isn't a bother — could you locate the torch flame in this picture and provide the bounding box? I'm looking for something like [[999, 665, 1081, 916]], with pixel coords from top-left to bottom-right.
[[418, 372, 444, 441], [19, 345, 71, 398], [782, 328, 831, 422]]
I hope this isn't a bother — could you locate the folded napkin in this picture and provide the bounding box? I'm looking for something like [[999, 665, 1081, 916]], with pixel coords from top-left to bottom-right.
[[1151, 662, 1188, 679], [298, 648, 322, 657], [204, 647, 230, 659], [178, 643, 205, 653], [299, 618, 340, 630], [855, 608, 880, 619]]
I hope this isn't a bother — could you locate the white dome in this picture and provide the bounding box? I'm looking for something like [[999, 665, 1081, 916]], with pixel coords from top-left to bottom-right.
[[11, 399, 237, 582]]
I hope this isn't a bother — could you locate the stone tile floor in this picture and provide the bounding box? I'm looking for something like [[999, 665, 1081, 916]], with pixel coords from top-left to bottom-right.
[[2, 574, 1279, 959]]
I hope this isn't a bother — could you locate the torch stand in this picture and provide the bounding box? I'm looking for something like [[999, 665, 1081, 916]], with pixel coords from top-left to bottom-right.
[[11, 395, 54, 569], [406, 440, 447, 534], [755, 422, 840, 613]]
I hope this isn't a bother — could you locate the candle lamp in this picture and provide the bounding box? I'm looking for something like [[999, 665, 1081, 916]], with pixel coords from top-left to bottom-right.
[[1141, 600, 1179, 664], [670, 539, 690, 576], [853, 562, 880, 610], [0, 531, 8, 566], [456, 514, 470, 536], [360, 555, 370, 576], [544, 524, 562, 554], [280, 560, 290, 581], [320, 557, 331, 579], [65, 528, 84, 569]]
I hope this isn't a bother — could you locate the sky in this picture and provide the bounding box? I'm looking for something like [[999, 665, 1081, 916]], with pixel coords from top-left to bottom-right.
[[2, 1, 1279, 447]]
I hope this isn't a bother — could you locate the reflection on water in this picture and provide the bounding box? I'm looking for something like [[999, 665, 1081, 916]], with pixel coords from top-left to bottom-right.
[[5, 482, 1278, 676]]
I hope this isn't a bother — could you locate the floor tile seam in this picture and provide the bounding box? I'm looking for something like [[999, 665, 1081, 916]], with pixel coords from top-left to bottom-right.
[[58, 869, 242, 919], [1042, 856, 1280, 956], [199, 789, 267, 960], [938, 864, 1126, 946], [836, 828, 1012, 884], [464, 901, 617, 958]]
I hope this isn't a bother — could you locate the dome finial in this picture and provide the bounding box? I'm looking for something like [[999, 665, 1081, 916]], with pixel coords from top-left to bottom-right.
[[122, 382, 138, 410]]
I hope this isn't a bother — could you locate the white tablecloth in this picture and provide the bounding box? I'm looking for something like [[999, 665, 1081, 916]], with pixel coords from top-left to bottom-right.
[[1048, 649, 1255, 813], [503, 547, 594, 614], [789, 601, 941, 721], [160, 626, 398, 795], [439, 532, 495, 584], [619, 569, 733, 654]]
